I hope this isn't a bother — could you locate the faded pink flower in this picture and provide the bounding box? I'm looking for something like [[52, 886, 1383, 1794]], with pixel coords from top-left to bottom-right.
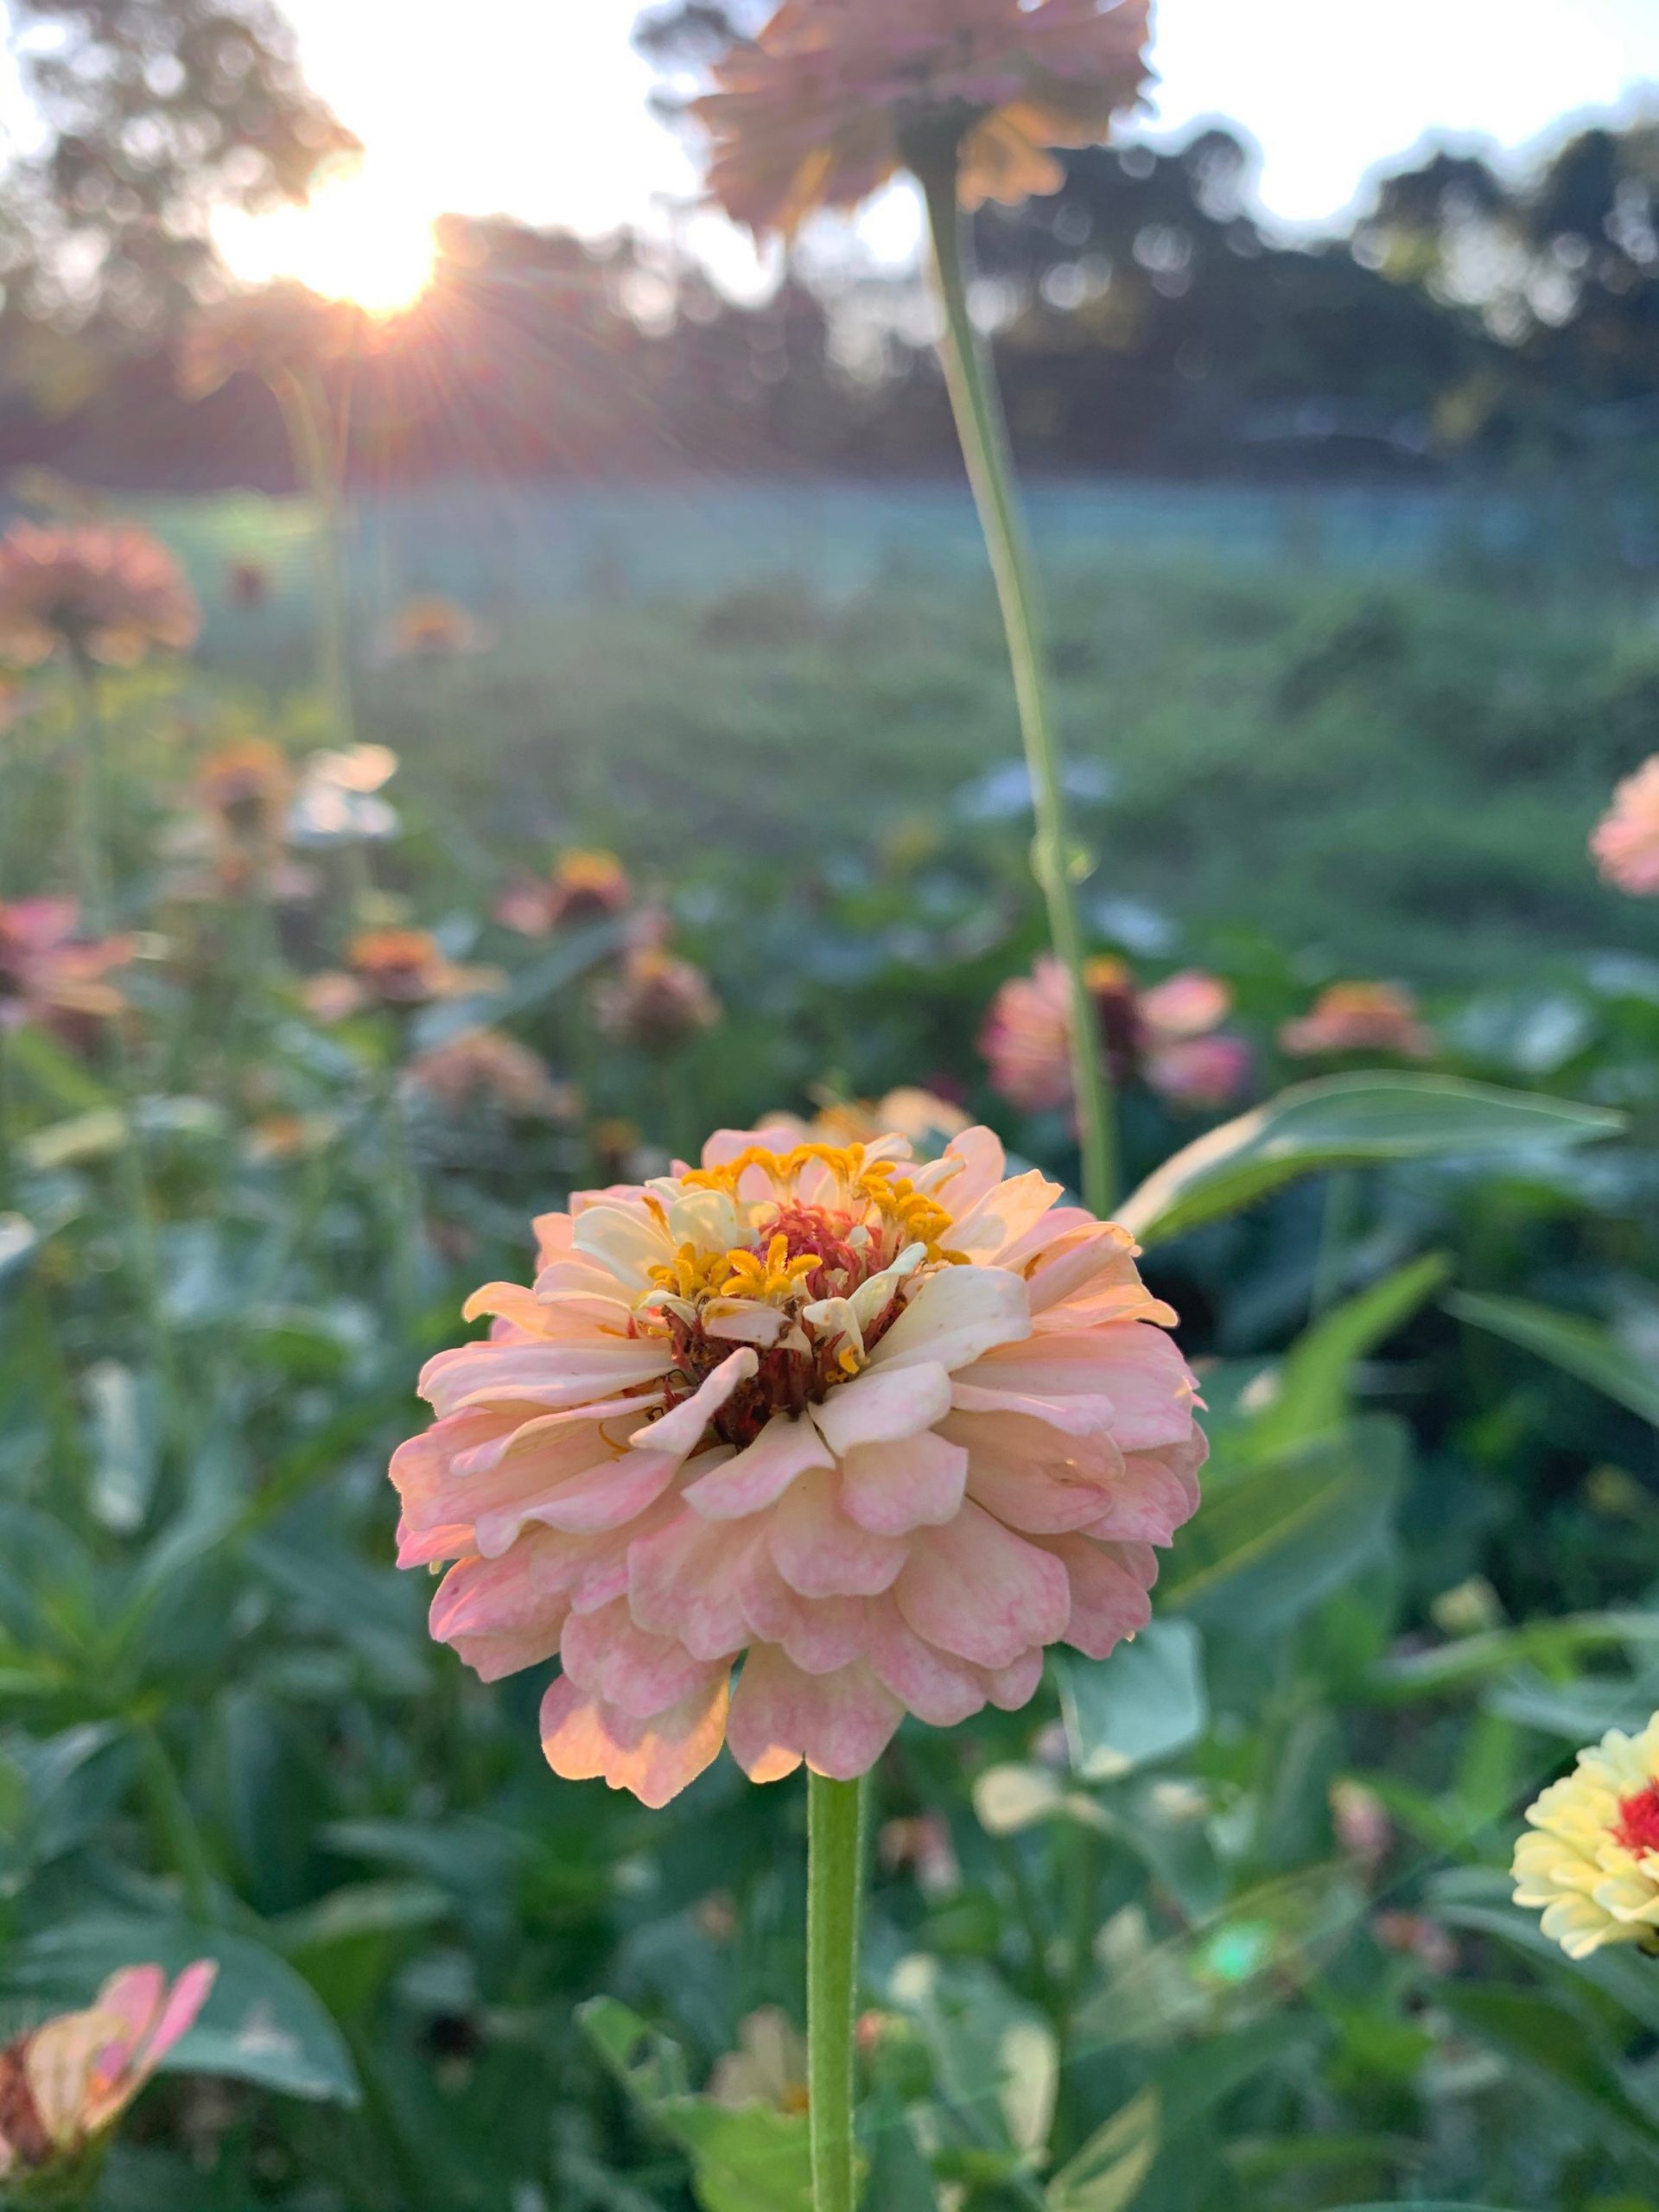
[[176, 282, 367, 400], [496, 849, 634, 938], [302, 928, 503, 1022], [405, 1028, 575, 1121], [593, 944, 722, 1048], [696, 0, 1154, 237], [0, 899, 130, 1040], [1592, 757, 1659, 896], [0, 1962, 215, 2190], [0, 523, 200, 668], [383, 596, 487, 662], [1280, 982, 1434, 1061], [391, 1127, 1205, 1806], [981, 957, 1249, 1116]]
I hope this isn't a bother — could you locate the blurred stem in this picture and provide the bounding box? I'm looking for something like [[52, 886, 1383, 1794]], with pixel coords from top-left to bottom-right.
[[137, 1722, 213, 1921], [272, 365, 353, 747], [807, 1770, 866, 2212], [1311, 1168, 1362, 1316], [72, 660, 175, 1414], [918, 149, 1117, 1216], [68, 647, 112, 934]]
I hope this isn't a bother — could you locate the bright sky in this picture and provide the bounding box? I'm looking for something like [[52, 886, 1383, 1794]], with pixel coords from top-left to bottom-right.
[[211, 0, 1659, 306]]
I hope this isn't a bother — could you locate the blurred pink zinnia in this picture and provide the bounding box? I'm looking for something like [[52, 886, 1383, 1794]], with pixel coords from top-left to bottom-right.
[[1280, 982, 1433, 1061], [392, 1126, 1204, 1806], [0, 523, 200, 668], [0, 1962, 215, 2190], [981, 955, 1250, 1116], [0, 899, 130, 1041], [1592, 757, 1659, 896], [696, 0, 1154, 237]]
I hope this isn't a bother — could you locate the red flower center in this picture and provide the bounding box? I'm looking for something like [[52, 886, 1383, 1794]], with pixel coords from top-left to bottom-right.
[[1614, 1783, 1659, 1855]]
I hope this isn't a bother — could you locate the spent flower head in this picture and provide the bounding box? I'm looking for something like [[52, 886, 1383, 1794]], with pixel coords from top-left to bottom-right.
[[496, 849, 634, 938], [391, 1123, 1204, 1805], [0, 523, 200, 669], [1513, 1716, 1659, 1959], [695, 0, 1154, 237], [0, 1962, 214, 2199]]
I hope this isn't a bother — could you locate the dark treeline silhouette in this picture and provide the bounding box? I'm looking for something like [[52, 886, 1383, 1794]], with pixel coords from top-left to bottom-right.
[[3, 116, 1656, 492]]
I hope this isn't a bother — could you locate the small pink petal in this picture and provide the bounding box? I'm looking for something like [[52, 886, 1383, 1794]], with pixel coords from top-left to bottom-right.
[[895, 1503, 1071, 1669], [1045, 1535, 1154, 1659], [864, 1595, 988, 1726], [767, 1467, 909, 1599], [727, 1647, 903, 1783], [628, 1508, 761, 1659], [683, 1412, 833, 1520], [562, 1599, 715, 1718], [839, 1432, 969, 1536]]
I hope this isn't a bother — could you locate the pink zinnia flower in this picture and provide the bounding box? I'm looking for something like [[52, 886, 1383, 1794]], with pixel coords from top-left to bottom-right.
[[0, 1962, 215, 2189], [0, 899, 130, 1040], [0, 523, 200, 668], [496, 849, 634, 938], [696, 0, 1154, 237], [1592, 757, 1659, 896], [1280, 982, 1434, 1061], [392, 1127, 1204, 1806], [980, 956, 1249, 1115]]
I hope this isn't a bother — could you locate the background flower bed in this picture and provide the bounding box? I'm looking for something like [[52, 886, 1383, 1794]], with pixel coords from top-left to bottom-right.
[[0, 485, 1656, 2209]]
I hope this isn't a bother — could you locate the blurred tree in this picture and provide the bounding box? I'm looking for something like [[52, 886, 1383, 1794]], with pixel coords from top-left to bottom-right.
[[0, 0, 354, 366]]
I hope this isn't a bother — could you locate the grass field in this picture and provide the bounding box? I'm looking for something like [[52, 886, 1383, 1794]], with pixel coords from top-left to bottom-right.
[[127, 475, 1659, 986]]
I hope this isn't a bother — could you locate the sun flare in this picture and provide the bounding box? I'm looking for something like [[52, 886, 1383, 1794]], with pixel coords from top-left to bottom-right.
[[215, 166, 437, 315]]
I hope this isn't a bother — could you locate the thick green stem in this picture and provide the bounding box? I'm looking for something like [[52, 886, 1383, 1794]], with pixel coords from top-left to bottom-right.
[[918, 156, 1118, 1216], [807, 1771, 866, 2212]]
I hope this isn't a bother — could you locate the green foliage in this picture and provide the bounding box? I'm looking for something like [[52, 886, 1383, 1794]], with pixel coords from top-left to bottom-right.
[[0, 540, 1655, 2211]]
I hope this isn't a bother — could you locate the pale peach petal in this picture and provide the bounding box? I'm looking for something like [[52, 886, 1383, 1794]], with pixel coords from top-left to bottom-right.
[[984, 1647, 1046, 1711], [963, 1440, 1118, 1535], [727, 1648, 904, 1783], [517, 1449, 683, 1541], [839, 1432, 969, 1536], [812, 1362, 952, 1454], [895, 1503, 1071, 1669], [540, 1671, 730, 1808], [868, 1264, 1030, 1374], [961, 1325, 1198, 1451], [683, 1412, 835, 1520], [736, 1561, 870, 1673], [420, 1337, 673, 1418], [767, 1467, 910, 1598], [950, 1170, 1066, 1262]]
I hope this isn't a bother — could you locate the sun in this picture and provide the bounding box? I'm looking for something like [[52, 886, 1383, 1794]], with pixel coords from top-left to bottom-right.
[[214, 165, 437, 315]]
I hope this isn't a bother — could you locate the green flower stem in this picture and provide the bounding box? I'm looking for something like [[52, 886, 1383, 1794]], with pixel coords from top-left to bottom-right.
[[68, 647, 112, 935], [918, 152, 1118, 1216], [807, 1770, 867, 2212]]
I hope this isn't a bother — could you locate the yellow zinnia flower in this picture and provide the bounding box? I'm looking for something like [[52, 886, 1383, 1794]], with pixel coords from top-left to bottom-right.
[[1512, 1716, 1659, 1960]]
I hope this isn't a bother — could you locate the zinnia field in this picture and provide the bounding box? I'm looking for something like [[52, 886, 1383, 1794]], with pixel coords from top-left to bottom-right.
[[3, 4, 1659, 2209]]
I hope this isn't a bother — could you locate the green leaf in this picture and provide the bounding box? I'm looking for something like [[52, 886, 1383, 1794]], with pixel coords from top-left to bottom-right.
[[1160, 1419, 1403, 1631], [1365, 1611, 1659, 1702], [579, 1997, 815, 2212], [1118, 1074, 1620, 1246], [1436, 1980, 1659, 2168], [1057, 1621, 1207, 1782], [4, 1917, 359, 2105], [1433, 1867, 1659, 2040], [1249, 1253, 1451, 1457], [1046, 2088, 1159, 2212], [1446, 1290, 1659, 1427]]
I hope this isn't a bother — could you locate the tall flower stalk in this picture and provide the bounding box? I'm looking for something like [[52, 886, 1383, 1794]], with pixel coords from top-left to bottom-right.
[[272, 363, 356, 749], [808, 1774, 866, 2212], [916, 144, 1117, 1212]]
